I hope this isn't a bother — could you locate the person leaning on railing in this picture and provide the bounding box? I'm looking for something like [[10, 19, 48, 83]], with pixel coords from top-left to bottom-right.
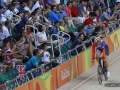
[[40, 43, 59, 71], [26, 49, 42, 71]]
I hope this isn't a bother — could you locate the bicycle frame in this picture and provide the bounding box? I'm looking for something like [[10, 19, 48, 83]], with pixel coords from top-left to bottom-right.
[[98, 57, 108, 85]]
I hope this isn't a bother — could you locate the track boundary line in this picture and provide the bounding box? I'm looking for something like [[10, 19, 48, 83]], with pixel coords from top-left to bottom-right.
[[70, 56, 120, 90]]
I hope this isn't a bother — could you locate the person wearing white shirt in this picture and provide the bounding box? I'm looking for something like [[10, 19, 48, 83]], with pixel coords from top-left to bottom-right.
[[31, 0, 44, 12], [41, 43, 59, 69], [24, 6, 31, 13], [4, 3, 16, 19], [2, 20, 10, 39], [36, 25, 50, 47], [0, 6, 7, 23]]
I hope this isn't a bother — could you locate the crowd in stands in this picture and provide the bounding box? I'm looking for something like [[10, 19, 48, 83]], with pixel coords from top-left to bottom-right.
[[0, 0, 120, 86]]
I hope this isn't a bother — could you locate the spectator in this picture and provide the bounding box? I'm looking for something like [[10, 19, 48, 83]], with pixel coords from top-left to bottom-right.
[[0, 48, 4, 65], [83, 12, 98, 34], [36, 25, 50, 47], [60, 20, 76, 42], [92, 26, 105, 38], [92, 0, 104, 8], [71, 1, 85, 23], [45, 23, 53, 38], [51, 0, 57, 6], [2, 20, 11, 39], [29, 11, 41, 23], [57, 4, 66, 19], [26, 49, 41, 71], [65, 1, 81, 25], [99, 8, 117, 24], [16, 30, 34, 57], [52, 21, 62, 38], [86, 0, 93, 13], [0, 6, 7, 23], [31, 0, 44, 12], [93, 6, 106, 30], [70, 1, 80, 17], [77, 0, 85, 14], [71, 33, 85, 55], [49, 6, 62, 23], [63, 16, 76, 29], [92, 26, 101, 36], [4, 3, 16, 19], [116, 0, 120, 11], [2, 43, 21, 69], [0, 24, 3, 47], [17, 1, 27, 13], [41, 43, 59, 70], [76, 26, 87, 40], [1, 0, 10, 9], [43, 0, 51, 9], [16, 12, 28, 34]]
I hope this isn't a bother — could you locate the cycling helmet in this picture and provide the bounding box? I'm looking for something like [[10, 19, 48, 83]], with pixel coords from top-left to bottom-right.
[[94, 36, 101, 42]]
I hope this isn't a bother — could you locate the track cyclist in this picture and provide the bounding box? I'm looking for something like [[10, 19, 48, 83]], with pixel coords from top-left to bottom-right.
[[92, 36, 110, 77]]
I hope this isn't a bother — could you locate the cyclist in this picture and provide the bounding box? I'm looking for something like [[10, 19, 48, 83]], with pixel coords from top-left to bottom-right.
[[92, 36, 110, 77]]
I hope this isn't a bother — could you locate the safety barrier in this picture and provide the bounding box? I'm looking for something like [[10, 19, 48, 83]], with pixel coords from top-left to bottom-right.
[[0, 20, 120, 90]]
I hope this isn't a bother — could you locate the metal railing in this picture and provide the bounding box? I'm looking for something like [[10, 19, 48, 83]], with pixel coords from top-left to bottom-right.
[[25, 25, 38, 48], [33, 22, 46, 31], [51, 34, 64, 58], [0, 19, 120, 90]]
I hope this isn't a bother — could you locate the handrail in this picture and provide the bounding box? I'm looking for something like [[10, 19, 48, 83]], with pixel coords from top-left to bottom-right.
[[25, 25, 38, 48], [55, 31, 71, 48], [51, 34, 64, 58], [12, 14, 21, 26], [33, 22, 46, 48], [25, 25, 38, 34], [1, 19, 120, 90], [33, 22, 46, 31]]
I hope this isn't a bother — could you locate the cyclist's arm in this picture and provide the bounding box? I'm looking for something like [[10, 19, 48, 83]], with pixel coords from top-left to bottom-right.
[[92, 43, 97, 59]]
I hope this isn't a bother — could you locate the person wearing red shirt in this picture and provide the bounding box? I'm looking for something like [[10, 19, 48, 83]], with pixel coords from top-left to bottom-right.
[[70, 1, 85, 23], [70, 1, 79, 17], [83, 12, 98, 34]]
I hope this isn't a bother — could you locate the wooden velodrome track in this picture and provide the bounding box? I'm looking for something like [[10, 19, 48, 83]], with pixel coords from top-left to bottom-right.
[[57, 47, 120, 90]]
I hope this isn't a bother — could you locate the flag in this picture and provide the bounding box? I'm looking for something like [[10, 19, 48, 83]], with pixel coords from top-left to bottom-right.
[[16, 65, 26, 80]]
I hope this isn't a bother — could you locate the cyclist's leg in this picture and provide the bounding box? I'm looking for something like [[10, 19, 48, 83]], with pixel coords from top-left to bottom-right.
[[96, 50, 102, 75], [104, 45, 110, 77], [103, 57, 109, 69], [96, 50, 102, 62]]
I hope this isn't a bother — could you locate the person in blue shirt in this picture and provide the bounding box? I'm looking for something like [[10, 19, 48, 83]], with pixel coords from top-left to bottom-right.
[[17, 1, 26, 13], [26, 49, 41, 71], [59, 4, 67, 19], [49, 6, 62, 23]]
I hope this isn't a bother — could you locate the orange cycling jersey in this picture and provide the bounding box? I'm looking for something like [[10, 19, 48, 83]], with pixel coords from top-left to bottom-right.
[[92, 40, 108, 59]]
